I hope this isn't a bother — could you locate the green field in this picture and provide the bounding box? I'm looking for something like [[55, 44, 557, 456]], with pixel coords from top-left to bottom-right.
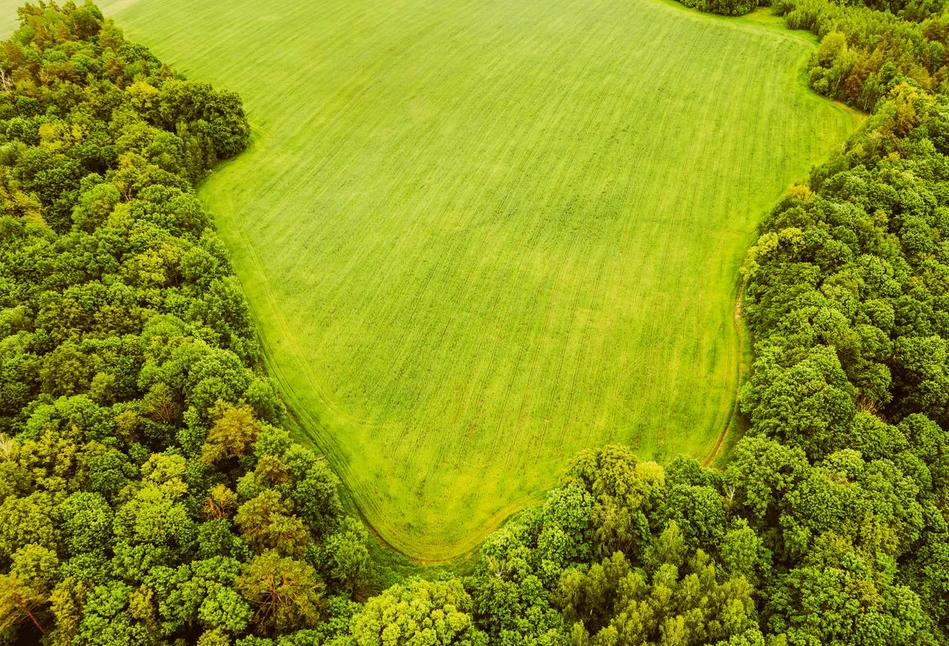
[[14, 0, 855, 559]]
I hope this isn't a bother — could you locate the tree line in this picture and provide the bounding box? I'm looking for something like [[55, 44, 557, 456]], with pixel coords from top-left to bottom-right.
[[679, 0, 949, 114], [0, 3, 372, 644], [3, 0, 949, 645]]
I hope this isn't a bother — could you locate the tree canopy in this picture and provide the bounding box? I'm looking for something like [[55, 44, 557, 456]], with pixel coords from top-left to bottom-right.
[[2, 0, 949, 644]]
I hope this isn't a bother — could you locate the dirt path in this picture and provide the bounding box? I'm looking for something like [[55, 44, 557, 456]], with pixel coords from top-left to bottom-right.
[[703, 278, 747, 467]]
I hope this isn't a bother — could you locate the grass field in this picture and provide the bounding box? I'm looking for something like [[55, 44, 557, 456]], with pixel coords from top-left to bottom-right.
[[7, 0, 855, 559]]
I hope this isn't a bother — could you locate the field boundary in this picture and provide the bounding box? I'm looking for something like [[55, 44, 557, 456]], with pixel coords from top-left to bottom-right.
[[162, 0, 858, 560]]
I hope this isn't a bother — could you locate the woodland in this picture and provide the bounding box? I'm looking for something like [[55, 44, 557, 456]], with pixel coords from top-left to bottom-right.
[[2, 0, 949, 644]]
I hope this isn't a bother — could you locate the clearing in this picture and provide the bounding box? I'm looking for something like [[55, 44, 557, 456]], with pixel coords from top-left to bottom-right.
[[7, 0, 856, 559]]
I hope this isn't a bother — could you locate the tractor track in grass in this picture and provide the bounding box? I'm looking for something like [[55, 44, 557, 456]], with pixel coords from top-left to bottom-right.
[[703, 278, 747, 468]]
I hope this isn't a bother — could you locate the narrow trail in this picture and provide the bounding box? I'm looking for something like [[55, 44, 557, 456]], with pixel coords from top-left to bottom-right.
[[703, 277, 747, 468]]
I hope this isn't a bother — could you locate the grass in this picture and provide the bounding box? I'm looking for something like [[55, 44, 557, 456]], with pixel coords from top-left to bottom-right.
[[6, 0, 855, 560]]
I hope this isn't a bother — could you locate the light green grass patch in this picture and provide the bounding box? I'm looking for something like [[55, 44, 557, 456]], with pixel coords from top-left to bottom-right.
[[9, 0, 856, 560]]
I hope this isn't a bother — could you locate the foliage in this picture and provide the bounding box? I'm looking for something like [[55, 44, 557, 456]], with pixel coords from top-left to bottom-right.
[[1, 0, 949, 645], [0, 2, 364, 643], [349, 578, 487, 646]]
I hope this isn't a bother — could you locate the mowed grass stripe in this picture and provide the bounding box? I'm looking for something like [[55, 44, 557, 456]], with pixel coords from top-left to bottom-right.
[[57, 0, 860, 559]]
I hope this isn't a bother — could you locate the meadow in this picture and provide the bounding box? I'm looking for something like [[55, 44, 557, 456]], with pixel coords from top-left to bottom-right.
[[26, 0, 856, 559]]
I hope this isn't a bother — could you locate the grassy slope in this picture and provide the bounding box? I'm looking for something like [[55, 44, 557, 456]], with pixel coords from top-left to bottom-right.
[[5, 0, 855, 560]]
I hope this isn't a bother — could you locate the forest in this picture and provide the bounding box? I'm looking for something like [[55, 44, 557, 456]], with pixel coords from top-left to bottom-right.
[[1, 0, 949, 645]]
